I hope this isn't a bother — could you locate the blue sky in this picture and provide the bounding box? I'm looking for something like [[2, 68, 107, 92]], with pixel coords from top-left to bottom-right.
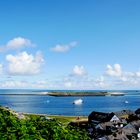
[[0, 0, 140, 89]]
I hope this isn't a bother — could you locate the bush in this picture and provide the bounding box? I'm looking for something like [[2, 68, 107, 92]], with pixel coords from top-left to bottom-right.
[[0, 107, 90, 140]]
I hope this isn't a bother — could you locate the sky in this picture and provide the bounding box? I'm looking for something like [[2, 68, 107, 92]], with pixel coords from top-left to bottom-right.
[[0, 0, 140, 89]]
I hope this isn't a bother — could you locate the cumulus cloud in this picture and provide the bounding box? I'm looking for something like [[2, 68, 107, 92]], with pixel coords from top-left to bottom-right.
[[73, 65, 86, 76], [0, 37, 35, 52], [43, 65, 140, 89], [62, 66, 108, 89], [49, 64, 140, 89], [105, 64, 140, 79], [50, 41, 77, 53], [106, 64, 122, 77], [104, 64, 140, 89], [121, 70, 140, 86], [6, 51, 44, 75], [62, 63, 140, 89]]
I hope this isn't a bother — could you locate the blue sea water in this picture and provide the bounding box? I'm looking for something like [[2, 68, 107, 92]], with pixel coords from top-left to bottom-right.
[[0, 89, 140, 116]]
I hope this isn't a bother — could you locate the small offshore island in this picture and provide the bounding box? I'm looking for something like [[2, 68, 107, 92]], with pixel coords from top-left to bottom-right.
[[46, 91, 125, 96]]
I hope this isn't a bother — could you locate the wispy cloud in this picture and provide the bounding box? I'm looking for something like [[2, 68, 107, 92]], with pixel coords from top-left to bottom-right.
[[0, 80, 48, 89], [50, 41, 77, 53], [0, 64, 3, 74], [0, 80, 28, 88]]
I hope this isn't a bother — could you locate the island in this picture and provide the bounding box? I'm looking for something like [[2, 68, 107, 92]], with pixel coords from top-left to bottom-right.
[[46, 91, 125, 96]]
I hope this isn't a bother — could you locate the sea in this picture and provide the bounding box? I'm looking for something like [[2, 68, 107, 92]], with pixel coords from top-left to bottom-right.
[[0, 89, 140, 116]]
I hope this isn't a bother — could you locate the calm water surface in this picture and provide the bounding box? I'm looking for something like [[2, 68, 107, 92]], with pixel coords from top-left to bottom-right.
[[0, 89, 140, 116]]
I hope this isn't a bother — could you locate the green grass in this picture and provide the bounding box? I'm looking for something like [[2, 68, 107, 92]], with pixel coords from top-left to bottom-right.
[[48, 115, 88, 125], [25, 113, 88, 125]]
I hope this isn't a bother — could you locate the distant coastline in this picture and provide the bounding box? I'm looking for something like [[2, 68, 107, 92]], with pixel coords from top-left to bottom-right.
[[0, 91, 127, 96]]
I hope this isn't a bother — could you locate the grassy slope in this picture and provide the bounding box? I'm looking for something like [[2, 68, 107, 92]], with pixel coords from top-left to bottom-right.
[[25, 113, 88, 125]]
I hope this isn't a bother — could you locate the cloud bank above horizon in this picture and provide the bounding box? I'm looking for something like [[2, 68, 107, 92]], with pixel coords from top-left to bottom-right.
[[0, 37, 140, 90]]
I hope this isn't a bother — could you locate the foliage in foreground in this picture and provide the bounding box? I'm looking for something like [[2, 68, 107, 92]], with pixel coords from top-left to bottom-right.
[[0, 107, 90, 140]]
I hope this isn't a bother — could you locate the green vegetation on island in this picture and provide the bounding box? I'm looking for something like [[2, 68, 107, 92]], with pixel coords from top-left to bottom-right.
[[47, 91, 109, 96]]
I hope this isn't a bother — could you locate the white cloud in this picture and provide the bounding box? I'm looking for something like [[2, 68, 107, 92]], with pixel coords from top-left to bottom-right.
[[0, 80, 48, 89], [50, 41, 77, 53], [124, 72, 135, 77], [73, 65, 86, 76], [2, 60, 140, 89], [0, 64, 3, 74], [106, 64, 122, 77], [120, 76, 128, 82], [0, 37, 35, 51], [55, 64, 140, 90], [95, 76, 105, 86], [62, 75, 108, 89], [64, 82, 72, 88], [43, 65, 140, 89], [136, 71, 140, 77], [0, 80, 28, 88], [31, 80, 48, 88], [104, 64, 140, 89], [36, 80, 47, 85], [6, 51, 44, 75]]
